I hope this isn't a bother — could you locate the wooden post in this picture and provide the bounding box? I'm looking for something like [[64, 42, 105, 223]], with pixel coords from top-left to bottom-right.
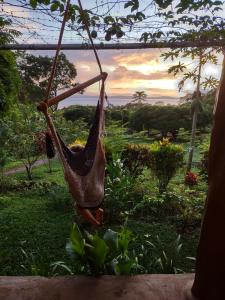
[[192, 54, 225, 299], [1, 40, 225, 51]]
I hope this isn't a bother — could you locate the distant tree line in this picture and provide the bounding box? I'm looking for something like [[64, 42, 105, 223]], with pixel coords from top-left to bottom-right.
[[63, 94, 214, 138]]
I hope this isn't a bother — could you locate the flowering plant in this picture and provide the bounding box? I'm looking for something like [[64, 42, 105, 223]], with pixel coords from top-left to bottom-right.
[[185, 171, 198, 186]]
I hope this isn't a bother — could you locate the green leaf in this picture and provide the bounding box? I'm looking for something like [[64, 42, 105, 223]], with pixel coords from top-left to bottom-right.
[[103, 229, 118, 253], [118, 227, 134, 255], [50, 1, 59, 12], [70, 224, 85, 257], [115, 255, 135, 275], [87, 234, 109, 267], [30, 0, 37, 9]]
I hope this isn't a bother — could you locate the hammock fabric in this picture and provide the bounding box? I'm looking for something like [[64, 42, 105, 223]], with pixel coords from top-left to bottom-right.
[[38, 80, 106, 226], [57, 102, 101, 177]]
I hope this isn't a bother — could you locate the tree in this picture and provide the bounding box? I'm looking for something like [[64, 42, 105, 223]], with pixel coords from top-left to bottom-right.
[[128, 104, 212, 136], [162, 47, 219, 171], [1, 0, 223, 46], [0, 17, 21, 181], [0, 18, 20, 117], [17, 52, 77, 103], [0, 17, 20, 45], [9, 104, 45, 180], [128, 91, 147, 106]]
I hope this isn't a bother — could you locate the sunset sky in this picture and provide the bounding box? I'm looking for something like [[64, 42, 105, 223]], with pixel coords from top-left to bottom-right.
[[43, 48, 222, 99]]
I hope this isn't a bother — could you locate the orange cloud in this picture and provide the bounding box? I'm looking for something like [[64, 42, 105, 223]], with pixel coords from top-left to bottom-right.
[[113, 50, 160, 66]]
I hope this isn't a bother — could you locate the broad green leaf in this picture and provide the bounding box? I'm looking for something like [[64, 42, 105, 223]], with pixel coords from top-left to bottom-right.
[[70, 224, 85, 257], [87, 234, 109, 267], [103, 229, 118, 254], [118, 227, 135, 255], [115, 255, 134, 275]]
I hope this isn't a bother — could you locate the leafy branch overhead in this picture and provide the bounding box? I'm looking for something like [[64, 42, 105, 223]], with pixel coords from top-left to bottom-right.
[[1, 0, 223, 44], [162, 48, 220, 92]]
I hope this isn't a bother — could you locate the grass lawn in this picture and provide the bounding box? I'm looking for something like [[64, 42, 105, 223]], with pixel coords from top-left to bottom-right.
[[0, 159, 202, 276]]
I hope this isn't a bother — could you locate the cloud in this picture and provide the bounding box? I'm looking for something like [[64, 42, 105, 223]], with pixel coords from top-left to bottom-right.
[[30, 49, 178, 97], [113, 50, 160, 66], [109, 65, 171, 81]]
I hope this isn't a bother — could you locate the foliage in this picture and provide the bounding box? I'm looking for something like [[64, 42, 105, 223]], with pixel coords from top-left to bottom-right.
[[128, 91, 148, 106], [0, 119, 14, 177], [162, 48, 219, 92], [46, 184, 72, 212], [17, 52, 77, 104], [185, 172, 198, 186], [176, 128, 190, 142], [64, 105, 131, 127], [63, 105, 95, 126], [129, 104, 212, 136], [153, 235, 183, 274], [0, 19, 21, 117], [8, 104, 45, 180], [106, 107, 130, 125], [0, 50, 20, 117], [0, 17, 21, 45], [53, 110, 88, 145], [68, 223, 137, 275], [105, 122, 131, 154], [22, 0, 225, 45], [105, 158, 134, 222], [121, 144, 151, 177], [0, 157, 201, 275], [149, 139, 184, 193]]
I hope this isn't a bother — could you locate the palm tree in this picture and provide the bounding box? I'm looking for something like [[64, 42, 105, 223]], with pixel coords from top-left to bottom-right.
[[129, 91, 148, 105]]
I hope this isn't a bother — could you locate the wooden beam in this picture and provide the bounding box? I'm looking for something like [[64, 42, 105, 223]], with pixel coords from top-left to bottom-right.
[[38, 72, 107, 109], [1, 40, 225, 50]]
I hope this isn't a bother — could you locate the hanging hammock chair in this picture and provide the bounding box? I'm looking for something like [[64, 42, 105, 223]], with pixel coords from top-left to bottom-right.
[[37, 0, 108, 226]]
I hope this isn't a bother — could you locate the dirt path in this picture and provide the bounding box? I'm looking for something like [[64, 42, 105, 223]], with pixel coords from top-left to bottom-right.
[[4, 159, 49, 176]]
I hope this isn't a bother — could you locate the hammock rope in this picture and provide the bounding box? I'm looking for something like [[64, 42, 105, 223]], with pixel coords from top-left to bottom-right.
[[77, 0, 103, 74], [45, 0, 71, 99], [38, 0, 107, 226]]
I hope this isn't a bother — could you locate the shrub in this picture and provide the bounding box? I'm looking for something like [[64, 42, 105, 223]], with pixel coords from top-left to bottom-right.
[[105, 158, 134, 222], [121, 144, 151, 177], [149, 139, 184, 193], [176, 128, 190, 142]]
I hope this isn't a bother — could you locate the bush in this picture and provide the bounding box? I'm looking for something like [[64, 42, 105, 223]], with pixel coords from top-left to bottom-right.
[[149, 139, 184, 193], [105, 158, 134, 222], [121, 144, 151, 177], [176, 128, 190, 142]]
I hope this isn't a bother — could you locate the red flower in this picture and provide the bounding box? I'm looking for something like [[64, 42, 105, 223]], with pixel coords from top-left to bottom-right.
[[185, 171, 198, 186]]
